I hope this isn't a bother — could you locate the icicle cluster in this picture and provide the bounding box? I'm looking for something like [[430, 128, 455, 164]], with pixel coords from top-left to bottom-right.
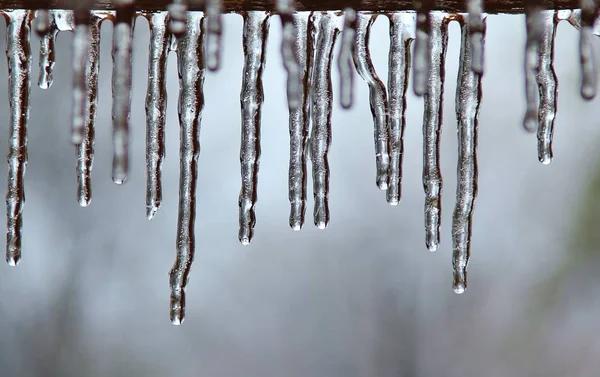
[[1, 2, 599, 323]]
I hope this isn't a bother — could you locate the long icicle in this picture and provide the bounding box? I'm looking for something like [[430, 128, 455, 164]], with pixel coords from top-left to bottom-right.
[[338, 8, 356, 109], [239, 11, 269, 244], [76, 13, 103, 207], [279, 0, 302, 110], [111, 2, 135, 184], [170, 12, 205, 325], [71, 8, 91, 144], [287, 13, 309, 231], [537, 11, 558, 165], [579, 0, 598, 100], [387, 12, 414, 205], [145, 12, 171, 219], [354, 13, 390, 191], [523, 3, 544, 132], [311, 12, 338, 229], [422, 13, 448, 252], [466, 0, 485, 74], [413, 0, 432, 96], [206, 0, 223, 71], [452, 16, 484, 294], [3, 10, 32, 266], [37, 9, 59, 89]]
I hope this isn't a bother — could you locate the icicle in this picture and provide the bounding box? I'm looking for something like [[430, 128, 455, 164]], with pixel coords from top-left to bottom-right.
[[287, 14, 309, 231], [338, 8, 357, 109], [35, 9, 50, 35], [310, 12, 338, 229], [170, 12, 205, 325], [206, 0, 223, 71], [452, 16, 484, 294], [238, 11, 270, 244], [3, 10, 32, 266], [579, 0, 598, 100], [111, 4, 134, 184], [145, 12, 171, 219], [536, 11, 558, 165], [387, 13, 414, 205], [76, 13, 103, 207], [413, 1, 432, 96], [523, 4, 544, 132], [466, 0, 485, 74], [354, 14, 390, 191], [37, 10, 59, 89], [279, 2, 302, 109], [422, 13, 448, 252], [168, 0, 187, 37], [71, 9, 91, 145]]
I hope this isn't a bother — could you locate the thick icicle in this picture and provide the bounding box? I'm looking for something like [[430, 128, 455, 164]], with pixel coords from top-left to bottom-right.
[[206, 0, 223, 71], [523, 4, 544, 132], [579, 0, 598, 100], [71, 9, 91, 144], [3, 10, 32, 266], [422, 13, 448, 252], [145, 12, 171, 219], [338, 8, 357, 109], [413, 0, 432, 96], [536, 11, 558, 165], [466, 0, 485, 73], [238, 12, 270, 244], [279, 0, 302, 109], [452, 17, 484, 294], [37, 10, 59, 89], [310, 12, 338, 229], [354, 14, 390, 191], [75, 13, 103, 207], [111, 4, 134, 184], [387, 13, 414, 205], [168, 0, 187, 37], [287, 14, 309, 231], [170, 12, 205, 325]]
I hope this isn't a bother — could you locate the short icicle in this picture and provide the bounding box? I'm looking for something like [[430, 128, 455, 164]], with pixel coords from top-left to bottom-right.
[[523, 3, 544, 132], [387, 12, 414, 205], [238, 11, 270, 244], [71, 8, 91, 144], [338, 8, 357, 109], [35, 8, 50, 35], [3, 10, 33, 266], [452, 16, 484, 294], [287, 13, 310, 231], [579, 0, 599, 100], [145, 12, 172, 219], [111, 2, 135, 184], [75, 13, 104, 207], [37, 9, 59, 89], [422, 13, 448, 252], [168, 0, 187, 37], [536, 11, 558, 165], [466, 0, 485, 73], [170, 12, 205, 325], [206, 0, 223, 71], [310, 12, 338, 229], [278, 0, 302, 109], [413, 0, 432, 96], [354, 13, 390, 191]]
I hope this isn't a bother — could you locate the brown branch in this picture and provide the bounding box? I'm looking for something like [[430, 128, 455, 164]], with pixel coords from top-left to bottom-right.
[[0, 0, 580, 13]]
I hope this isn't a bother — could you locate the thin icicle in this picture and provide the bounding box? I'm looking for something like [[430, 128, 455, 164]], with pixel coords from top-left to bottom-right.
[[206, 0, 222, 71], [579, 0, 598, 100], [168, 0, 187, 37], [71, 9, 91, 144], [3, 10, 32, 266], [76, 13, 103, 207], [452, 17, 484, 294], [422, 13, 448, 252], [354, 13, 390, 191], [387, 13, 414, 205], [239, 12, 270, 244], [311, 12, 338, 229], [111, 5, 134, 184], [170, 12, 205, 325], [145, 12, 171, 219], [466, 0, 485, 74], [537, 11, 558, 165], [287, 14, 309, 231], [524, 4, 544, 132], [37, 10, 59, 89], [279, 5, 302, 109], [413, 1, 431, 96], [338, 8, 357, 109]]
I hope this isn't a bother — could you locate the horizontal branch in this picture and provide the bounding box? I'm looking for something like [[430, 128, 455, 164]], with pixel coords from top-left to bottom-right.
[[0, 0, 580, 13]]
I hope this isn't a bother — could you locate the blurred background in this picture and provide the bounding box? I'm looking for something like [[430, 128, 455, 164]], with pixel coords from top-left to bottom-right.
[[0, 11, 598, 377]]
